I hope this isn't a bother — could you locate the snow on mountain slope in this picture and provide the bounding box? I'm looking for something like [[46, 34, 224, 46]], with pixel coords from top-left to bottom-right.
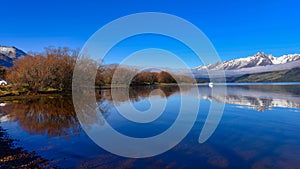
[[196, 52, 300, 71], [273, 54, 300, 64], [0, 46, 26, 67]]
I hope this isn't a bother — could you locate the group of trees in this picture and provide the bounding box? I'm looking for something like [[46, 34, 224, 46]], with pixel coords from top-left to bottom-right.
[[96, 65, 137, 86], [3, 47, 195, 93], [131, 71, 195, 85], [96, 67, 194, 86], [6, 47, 77, 92], [131, 71, 177, 85]]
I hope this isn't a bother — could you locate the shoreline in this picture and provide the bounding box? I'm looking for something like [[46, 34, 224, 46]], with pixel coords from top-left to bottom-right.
[[0, 93, 72, 101], [0, 82, 299, 101]]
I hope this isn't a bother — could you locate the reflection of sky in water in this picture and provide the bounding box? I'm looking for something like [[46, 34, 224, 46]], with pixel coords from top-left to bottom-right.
[[0, 84, 300, 168]]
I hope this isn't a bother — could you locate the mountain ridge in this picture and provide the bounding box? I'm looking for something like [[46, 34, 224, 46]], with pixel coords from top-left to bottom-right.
[[233, 67, 300, 82], [0, 46, 26, 67], [196, 52, 300, 71]]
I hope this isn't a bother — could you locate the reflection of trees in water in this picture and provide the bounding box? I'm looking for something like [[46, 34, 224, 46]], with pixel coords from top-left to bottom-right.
[[1, 85, 190, 137], [4, 97, 79, 138], [79, 85, 187, 126], [96, 85, 181, 103]]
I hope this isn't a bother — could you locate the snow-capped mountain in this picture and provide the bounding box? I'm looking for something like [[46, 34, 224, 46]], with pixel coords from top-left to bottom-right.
[[196, 52, 300, 71], [0, 46, 26, 67]]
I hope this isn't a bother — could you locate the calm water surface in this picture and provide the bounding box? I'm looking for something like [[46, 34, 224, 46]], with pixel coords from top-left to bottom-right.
[[0, 84, 300, 168]]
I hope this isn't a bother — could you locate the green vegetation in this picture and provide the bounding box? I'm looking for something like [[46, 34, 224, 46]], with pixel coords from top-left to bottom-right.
[[234, 68, 300, 82]]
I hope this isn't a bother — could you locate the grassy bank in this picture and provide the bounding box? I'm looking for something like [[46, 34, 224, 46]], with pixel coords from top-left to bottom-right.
[[0, 85, 72, 101]]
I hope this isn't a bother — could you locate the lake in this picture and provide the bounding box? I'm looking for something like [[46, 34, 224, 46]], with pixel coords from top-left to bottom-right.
[[1, 83, 300, 168]]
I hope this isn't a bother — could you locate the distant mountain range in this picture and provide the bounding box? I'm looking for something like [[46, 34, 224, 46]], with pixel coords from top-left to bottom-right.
[[0, 46, 299, 82], [196, 52, 300, 71], [194, 52, 300, 82], [0, 46, 26, 67]]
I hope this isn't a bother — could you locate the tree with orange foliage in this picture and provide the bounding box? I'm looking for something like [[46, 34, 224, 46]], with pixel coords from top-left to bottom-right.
[[157, 71, 176, 83], [7, 47, 77, 93], [132, 72, 158, 85]]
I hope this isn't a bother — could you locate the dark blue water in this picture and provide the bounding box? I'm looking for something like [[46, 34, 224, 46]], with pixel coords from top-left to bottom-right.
[[0, 84, 300, 168]]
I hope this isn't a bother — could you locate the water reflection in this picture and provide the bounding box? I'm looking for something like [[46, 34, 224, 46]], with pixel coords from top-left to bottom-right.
[[0, 85, 184, 137], [0, 84, 299, 168], [0, 97, 79, 138], [1, 84, 299, 138], [198, 84, 300, 111], [96, 85, 181, 103]]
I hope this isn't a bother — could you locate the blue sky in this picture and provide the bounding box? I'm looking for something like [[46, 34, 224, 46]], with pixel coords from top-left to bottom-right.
[[1, 0, 300, 67]]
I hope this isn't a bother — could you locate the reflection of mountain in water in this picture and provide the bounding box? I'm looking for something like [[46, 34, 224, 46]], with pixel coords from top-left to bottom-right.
[[1, 84, 298, 137], [198, 84, 300, 111]]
